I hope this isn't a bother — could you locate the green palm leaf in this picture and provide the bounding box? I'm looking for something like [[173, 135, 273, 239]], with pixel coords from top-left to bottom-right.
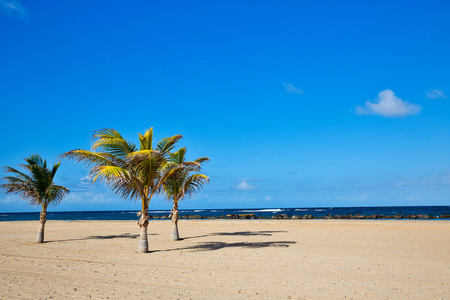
[[1, 155, 69, 208]]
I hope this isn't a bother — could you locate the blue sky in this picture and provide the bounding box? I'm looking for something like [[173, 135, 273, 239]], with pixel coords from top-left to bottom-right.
[[1, 0, 449, 212]]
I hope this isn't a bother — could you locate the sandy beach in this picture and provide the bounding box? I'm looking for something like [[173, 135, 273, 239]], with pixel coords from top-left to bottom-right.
[[0, 220, 449, 299]]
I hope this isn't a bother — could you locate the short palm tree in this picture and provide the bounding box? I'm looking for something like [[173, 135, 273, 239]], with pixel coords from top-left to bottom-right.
[[61, 127, 182, 253], [163, 147, 209, 240], [1, 155, 69, 243]]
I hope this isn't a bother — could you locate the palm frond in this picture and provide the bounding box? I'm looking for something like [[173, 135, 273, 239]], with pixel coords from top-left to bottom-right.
[[157, 135, 183, 157], [138, 128, 154, 150], [1, 154, 69, 208], [92, 165, 131, 182], [2, 166, 32, 182], [93, 128, 124, 140], [92, 137, 137, 157], [60, 150, 121, 167], [149, 163, 184, 199], [89, 166, 142, 201], [195, 157, 210, 164], [183, 174, 209, 198], [62, 128, 190, 208], [45, 185, 69, 207], [25, 154, 46, 169], [51, 162, 61, 180], [169, 147, 186, 164]]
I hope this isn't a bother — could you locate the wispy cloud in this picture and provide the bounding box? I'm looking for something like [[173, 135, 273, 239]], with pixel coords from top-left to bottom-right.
[[395, 171, 450, 187], [336, 193, 367, 201], [265, 195, 273, 201], [65, 192, 113, 204], [405, 195, 422, 201], [426, 89, 447, 99], [68, 175, 94, 192], [232, 197, 256, 203], [356, 89, 421, 117], [0, 0, 26, 19], [284, 83, 304, 95], [0, 195, 21, 204], [234, 179, 258, 191]]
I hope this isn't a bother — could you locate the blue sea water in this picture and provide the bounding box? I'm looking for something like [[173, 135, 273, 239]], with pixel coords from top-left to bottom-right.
[[0, 206, 449, 221]]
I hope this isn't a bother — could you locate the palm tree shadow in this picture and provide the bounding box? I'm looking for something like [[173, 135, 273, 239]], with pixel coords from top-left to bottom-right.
[[182, 230, 287, 240], [213, 230, 287, 236], [153, 240, 296, 253], [47, 232, 156, 243]]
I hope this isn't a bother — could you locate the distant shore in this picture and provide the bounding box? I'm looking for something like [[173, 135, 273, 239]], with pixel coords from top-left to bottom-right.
[[0, 219, 449, 299]]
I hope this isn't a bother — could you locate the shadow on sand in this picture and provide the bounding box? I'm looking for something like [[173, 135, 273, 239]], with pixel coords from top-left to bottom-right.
[[181, 230, 287, 240], [47, 232, 156, 243], [152, 230, 295, 252], [151, 240, 296, 253], [47, 231, 295, 252]]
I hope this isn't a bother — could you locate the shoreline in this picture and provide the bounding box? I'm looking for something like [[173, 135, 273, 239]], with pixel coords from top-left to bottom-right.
[[1, 220, 449, 299]]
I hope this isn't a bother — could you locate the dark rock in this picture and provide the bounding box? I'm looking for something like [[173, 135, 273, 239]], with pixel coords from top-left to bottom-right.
[[188, 215, 201, 219], [417, 214, 431, 219], [440, 214, 450, 219], [292, 215, 302, 219], [366, 214, 382, 219], [238, 214, 255, 219]]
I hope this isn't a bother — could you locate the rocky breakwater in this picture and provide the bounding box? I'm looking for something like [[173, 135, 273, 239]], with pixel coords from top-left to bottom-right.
[[148, 213, 449, 220]]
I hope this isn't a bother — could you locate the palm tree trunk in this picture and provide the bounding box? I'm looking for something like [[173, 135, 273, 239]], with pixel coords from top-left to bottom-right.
[[171, 202, 180, 241], [36, 210, 47, 243], [137, 209, 149, 253]]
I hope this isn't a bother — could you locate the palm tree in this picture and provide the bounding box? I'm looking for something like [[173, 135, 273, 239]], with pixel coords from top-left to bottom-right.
[[163, 147, 209, 240], [61, 128, 182, 253], [1, 155, 69, 243]]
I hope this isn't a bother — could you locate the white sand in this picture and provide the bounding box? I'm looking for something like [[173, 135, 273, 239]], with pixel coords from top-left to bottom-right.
[[0, 219, 449, 299]]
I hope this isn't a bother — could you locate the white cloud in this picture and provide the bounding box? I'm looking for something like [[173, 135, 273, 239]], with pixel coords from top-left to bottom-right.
[[336, 193, 367, 201], [65, 192, 112, 204], [234, 180, 258, 191], [395, 172, 450, 187], [426, 89, 447, 99], [232, 197, 256, 203], [356, 89, 421, 117], [265, 195, 272, 201], [405, 195, 421, 201], [0, 0, 26, 19], [68, 175, 93, 192], [284, 83, 304, 95], [195, 193, 208, 199], [0, 195, 21, 204], [395, 179, 418, 187]]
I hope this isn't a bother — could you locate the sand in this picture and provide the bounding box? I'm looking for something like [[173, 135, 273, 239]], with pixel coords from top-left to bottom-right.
[[0, 219, 449, 299]]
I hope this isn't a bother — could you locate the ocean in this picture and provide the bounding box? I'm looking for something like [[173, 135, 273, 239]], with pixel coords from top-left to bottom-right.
[[0, 206, 449, 221]]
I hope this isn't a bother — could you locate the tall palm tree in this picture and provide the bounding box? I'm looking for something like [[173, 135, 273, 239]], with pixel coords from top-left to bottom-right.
[[61, 127, 182, 253], [1, 155, 69, 243], [163, 147, 209, 240]]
